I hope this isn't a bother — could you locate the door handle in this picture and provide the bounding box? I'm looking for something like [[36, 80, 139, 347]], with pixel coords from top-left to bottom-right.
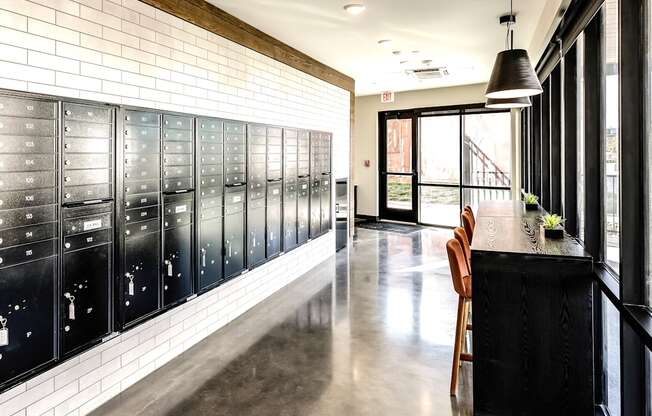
[[201, 248, 206, 267]]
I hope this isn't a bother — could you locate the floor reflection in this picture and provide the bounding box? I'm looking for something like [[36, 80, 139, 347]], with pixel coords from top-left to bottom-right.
[[93, 227, 472, 416]]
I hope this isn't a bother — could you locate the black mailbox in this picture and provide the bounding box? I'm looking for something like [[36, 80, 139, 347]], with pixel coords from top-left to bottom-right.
[[224, 185, 246, 278], [197, 117, 224, 292], [163, 192, 194, 306], [61, 202, 112, 356], [0, 95, 58, 387], [120, 110, 161, 327]]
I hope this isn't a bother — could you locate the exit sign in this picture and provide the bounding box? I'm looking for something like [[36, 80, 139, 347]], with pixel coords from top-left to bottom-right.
[[381, 91, 395, 103]]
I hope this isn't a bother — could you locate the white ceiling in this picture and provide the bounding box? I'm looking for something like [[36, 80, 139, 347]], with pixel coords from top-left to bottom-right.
[[207, 0, 549, 96]]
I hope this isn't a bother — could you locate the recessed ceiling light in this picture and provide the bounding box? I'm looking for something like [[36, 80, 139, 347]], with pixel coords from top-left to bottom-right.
[[378, 39, 392, 47], [392, 50, 401, 56], [343, 4, 366, 15], [412, 50, 420, 54], [399, 60, 408, 65]]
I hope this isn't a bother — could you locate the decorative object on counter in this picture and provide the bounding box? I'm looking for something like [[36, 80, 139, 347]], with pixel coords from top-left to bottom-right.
[[522, 193, 539, 210], [541, 213, 565, 239]]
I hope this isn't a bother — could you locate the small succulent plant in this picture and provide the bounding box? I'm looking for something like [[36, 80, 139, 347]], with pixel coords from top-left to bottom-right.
[[542, 214, 564, 230], [523, 193, 539, 205]]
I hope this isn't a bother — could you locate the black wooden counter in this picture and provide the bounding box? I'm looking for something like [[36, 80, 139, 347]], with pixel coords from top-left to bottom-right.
[[471, 200, 594, 415]]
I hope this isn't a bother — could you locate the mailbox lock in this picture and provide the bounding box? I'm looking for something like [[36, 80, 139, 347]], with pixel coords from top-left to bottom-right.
[[65, 243, 71, 249], [64, 126, 70, 132], [65, 110, 71, 116], [65, 193, 71, 199], [65, 176, 70, 182]]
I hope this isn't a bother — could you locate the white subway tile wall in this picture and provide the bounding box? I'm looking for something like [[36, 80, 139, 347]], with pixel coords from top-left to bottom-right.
[[0, 233, 336, 416], [0, 0, 349, 414]]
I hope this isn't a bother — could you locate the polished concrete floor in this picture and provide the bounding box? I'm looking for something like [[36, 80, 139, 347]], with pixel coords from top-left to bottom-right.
[[93, 227, 473, 416]]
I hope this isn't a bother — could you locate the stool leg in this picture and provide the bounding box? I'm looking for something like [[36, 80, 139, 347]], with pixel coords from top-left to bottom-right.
[[461, 298, 470, 357], [450, 295, 464, 396]]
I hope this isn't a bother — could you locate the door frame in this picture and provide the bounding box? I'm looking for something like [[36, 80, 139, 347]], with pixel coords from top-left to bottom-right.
[[378, 104, 512, 226], [378, 110, 418, 223]]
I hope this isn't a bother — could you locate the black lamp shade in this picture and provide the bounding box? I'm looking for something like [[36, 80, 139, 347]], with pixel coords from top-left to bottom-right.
[[485, 96, 531, 109], [485, 49, 543, 99]]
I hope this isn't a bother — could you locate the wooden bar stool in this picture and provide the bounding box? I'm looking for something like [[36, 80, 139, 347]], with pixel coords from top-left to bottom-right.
[[461, 210, 475, 244], [446, 238, 473, 396]]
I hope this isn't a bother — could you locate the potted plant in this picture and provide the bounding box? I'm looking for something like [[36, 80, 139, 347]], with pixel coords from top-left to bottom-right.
[[541, 214, 565, 239], [523, 193, 539, 211]]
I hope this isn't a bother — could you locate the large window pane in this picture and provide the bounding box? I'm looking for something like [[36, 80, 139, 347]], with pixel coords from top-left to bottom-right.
[[419, 186, 459, 226], [603, 0, 620, 272], [463, 112, 512, 187], [577, 33, 586, 241], [419, 115, 460, 184], [462, 188, 510, 214], [386, 175, 412, 210], [603, 294, 621, 415], [386, 119, 412, 173]]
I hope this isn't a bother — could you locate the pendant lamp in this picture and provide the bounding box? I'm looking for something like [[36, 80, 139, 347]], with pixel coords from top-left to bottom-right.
[[485, 96, 531, 109], [485, 1, 542, 99]]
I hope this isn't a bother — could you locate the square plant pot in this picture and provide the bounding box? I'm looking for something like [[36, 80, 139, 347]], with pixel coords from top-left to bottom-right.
[[524, 203, 539, 211], [543, 226, 564, 239]]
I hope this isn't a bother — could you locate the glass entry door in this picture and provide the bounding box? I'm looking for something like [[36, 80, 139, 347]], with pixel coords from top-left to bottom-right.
[[379, 112, 418, 222]]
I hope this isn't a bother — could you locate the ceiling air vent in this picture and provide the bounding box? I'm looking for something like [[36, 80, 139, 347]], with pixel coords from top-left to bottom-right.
[[406, 67, 449, 80]]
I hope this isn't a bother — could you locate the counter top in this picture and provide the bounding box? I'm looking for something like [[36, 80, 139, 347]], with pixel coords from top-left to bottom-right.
[[471, 200, 592, 261]]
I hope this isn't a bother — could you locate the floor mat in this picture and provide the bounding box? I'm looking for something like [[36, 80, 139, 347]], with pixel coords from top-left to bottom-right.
[[355, 220, 424, 234]]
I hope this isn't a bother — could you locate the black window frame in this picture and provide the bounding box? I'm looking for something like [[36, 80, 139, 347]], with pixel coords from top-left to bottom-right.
[[525, 0, 652, 414]]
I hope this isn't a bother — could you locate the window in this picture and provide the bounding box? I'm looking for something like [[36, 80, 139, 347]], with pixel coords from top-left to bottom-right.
[[603, 295, 621, 415], [577, 33, 586, 241], [462, 112, 512, 188], [603, 0, 620, 272], [419, 115, 459, 184]]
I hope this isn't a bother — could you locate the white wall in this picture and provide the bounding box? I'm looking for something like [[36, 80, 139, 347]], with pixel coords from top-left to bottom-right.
[[0, 0, 350, 414], [353, 83, 487, 217]]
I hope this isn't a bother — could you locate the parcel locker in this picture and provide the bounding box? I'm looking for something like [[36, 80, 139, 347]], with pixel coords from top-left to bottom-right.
[[320, 175, 332, 232], [61, 203, 112, 356], [163, 114, 194, 193], [62, 103, 114, 204], [224, 185, 245, 278], [197, 117, 224, 291], [309, 177, 321, 237], [247, 197, 266, 267], [163, 193, 194, 306], [297, 178, 310, 244], [121, 110, 161, 327], [266, 181, 282, 258], [0, 95, 57, 388], [283, 181, 298, 250]]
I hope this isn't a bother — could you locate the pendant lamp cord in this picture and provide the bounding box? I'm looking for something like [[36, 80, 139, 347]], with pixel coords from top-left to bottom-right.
[[505, 0, 514, 50]]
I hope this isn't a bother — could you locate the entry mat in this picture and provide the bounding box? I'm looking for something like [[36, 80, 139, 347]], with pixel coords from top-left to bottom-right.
[[355, 219, 424, 234]]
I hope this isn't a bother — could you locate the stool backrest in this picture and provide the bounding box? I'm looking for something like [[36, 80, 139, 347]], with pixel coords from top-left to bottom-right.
[[461, 210, 475, 244], [446, 239, 472, 298], [463, 205, 475, 223], [454, 227, 471, 272]]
